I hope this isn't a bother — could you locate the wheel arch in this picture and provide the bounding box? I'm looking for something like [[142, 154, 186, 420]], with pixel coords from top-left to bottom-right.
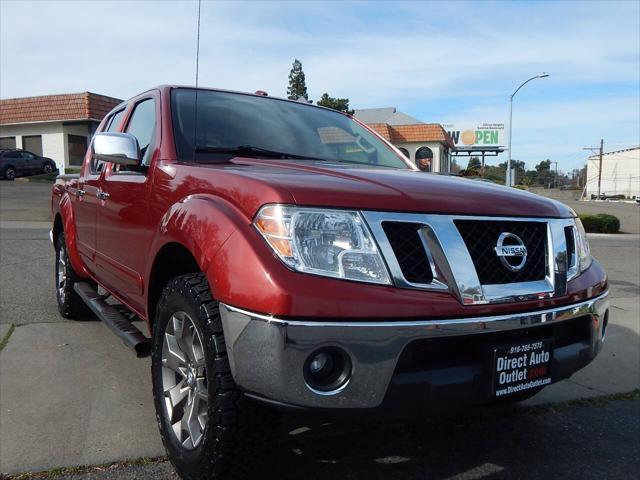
[[147, 242, 201, 330], [56, 194, 91, 278], [52, 213, 64, 247], [145, 194, 249, 327]]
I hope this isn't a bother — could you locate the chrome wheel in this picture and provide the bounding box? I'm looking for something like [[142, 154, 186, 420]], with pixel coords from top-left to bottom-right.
[[57, 244, 67, 302], [161, 311, 209, 450]]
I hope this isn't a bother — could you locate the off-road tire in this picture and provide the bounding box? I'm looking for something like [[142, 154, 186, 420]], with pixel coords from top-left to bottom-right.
[[152, 273, 279, 480], [55, 232, 93, 319], [4, 166, 16, 180]]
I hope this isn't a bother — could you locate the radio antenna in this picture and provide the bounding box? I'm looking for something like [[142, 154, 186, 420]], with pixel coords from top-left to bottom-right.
[[193, 0, 202, 160]]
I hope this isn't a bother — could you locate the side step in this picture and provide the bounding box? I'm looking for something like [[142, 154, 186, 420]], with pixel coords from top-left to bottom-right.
[[74, 282, 151, 358]]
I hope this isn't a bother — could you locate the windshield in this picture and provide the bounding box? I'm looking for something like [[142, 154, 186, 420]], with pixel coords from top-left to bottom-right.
[[171, 88, 412, 169]]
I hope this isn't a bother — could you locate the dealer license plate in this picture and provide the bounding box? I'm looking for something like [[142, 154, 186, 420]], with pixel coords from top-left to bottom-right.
[[493, 339, 553, 397]]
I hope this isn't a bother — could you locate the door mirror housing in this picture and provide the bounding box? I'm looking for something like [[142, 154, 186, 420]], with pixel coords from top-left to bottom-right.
[[92, 132, 141, 167]]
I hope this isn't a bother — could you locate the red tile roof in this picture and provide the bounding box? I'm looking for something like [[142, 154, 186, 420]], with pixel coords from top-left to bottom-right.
[[0, 92, 123, 125], [369, 122, 455, 149]]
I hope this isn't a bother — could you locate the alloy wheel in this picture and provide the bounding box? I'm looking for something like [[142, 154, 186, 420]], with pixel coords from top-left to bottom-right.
[[57, 244, 67, 302], [5, 168, 15, 180], [44, 163, 53, 173], [161, 311, 209, 450]]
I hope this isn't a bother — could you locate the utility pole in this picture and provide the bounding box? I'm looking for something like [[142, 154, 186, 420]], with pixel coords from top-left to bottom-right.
[[597, 139, 604, 199], [553, 161, 558, 189], [583, 139, 604, 199]]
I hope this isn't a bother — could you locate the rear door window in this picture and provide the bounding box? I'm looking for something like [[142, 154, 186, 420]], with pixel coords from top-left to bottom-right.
[[107, 109, 126, 132], [125, 99, 156, 167]]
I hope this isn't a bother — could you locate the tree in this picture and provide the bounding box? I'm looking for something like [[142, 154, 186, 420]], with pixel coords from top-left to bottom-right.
[[534, 159, 555, 187], [287, 59, 308, 100], [535, 159, 552, 173], [466, 156, 481, 172], [316, 93, 353, 114]]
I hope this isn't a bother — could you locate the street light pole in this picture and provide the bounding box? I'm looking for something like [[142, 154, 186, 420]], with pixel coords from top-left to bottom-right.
[[506, 72, 549, 186]]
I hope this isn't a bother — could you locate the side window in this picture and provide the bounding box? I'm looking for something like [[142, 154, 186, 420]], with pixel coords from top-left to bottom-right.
[[107, 109, 126, 132], [125, 99, 156, 167], [91, 109, 126, 174]]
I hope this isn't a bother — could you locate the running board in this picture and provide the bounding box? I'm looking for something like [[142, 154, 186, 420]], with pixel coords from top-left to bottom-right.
[[73, 282, 151, 358]]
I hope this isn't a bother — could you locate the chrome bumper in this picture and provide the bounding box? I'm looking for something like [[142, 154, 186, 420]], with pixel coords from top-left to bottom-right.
[[219, 291, 609, 409]]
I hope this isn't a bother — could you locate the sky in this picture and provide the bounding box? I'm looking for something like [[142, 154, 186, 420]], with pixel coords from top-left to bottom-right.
[[1, 0, 639, 172]]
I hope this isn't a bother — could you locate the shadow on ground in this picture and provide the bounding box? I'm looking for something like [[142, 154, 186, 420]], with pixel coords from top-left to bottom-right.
[[19, 395, 639, 480]]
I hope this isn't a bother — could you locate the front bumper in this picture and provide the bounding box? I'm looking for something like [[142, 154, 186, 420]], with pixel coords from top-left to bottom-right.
[[219, 291, 609, 409]]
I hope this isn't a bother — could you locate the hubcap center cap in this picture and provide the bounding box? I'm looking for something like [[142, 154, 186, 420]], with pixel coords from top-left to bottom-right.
[[186, 368, 196, 389]]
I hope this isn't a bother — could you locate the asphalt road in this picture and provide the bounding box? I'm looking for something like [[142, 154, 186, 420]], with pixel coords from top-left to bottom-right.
[[20, 396, 640, 480], [0, 181, 638, 478]]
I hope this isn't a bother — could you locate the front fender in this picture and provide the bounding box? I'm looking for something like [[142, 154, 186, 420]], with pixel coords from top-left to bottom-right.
[[146, 194, 249, 295], [58, 193, 91, 278]]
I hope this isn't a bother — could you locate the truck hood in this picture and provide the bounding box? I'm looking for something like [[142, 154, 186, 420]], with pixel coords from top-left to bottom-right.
[[206, 159, 574, 218]]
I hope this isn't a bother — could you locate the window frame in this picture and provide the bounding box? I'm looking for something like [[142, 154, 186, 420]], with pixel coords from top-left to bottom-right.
[[108, 95, 158, 176], [89, 107, 128, 175]]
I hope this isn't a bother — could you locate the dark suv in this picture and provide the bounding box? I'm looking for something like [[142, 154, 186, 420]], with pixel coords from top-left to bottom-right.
[[0, 149, 57, 180]]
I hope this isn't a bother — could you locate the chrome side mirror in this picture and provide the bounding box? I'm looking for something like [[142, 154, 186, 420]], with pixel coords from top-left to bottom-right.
[[92, 132, 141, 166]]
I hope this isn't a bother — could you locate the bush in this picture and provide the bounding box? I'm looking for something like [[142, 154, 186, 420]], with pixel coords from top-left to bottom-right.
[[579, 213, 620, 233]]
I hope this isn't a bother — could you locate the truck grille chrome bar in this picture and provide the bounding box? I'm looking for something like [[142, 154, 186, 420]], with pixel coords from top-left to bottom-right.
[[362, 212, 576, 305]]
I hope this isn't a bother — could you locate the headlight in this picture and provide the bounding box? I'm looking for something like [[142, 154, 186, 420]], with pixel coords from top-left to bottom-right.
[[254, 205, 391, 285], [574, 218, 592, 274]]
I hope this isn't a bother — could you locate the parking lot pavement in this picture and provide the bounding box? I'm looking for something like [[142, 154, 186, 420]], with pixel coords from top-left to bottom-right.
[[0, 182, 639, 477], [29, 395, 640, 480]]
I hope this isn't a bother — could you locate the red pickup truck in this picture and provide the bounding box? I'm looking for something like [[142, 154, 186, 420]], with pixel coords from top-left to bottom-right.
[[51, 85, 609, 479]]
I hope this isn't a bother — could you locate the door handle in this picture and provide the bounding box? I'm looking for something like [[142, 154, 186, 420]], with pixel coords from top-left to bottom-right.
[[76, 189, 86, 198], [97, 191, 109, 201]]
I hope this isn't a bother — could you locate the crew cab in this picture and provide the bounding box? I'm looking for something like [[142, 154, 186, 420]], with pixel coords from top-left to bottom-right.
[[51, 85, 609, 479]]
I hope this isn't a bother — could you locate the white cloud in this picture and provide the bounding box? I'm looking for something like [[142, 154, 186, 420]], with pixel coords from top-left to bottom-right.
[[1, 0, 638, 171]]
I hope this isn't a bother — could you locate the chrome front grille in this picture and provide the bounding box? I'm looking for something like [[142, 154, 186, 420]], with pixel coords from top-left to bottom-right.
[[363, 212, 576, 305], [381, 222, 433, 284], [454, 219, 548, 284]]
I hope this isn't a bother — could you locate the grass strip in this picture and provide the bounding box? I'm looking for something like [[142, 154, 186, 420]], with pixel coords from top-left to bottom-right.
[[0, 324, 15, 352], [3, 457, 167, 479]]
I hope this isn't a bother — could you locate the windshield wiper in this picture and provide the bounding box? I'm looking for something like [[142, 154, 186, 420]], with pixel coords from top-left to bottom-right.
[[195, 145, 328, 161]]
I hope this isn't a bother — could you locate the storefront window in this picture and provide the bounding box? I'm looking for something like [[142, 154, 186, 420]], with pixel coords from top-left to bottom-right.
[[68, 134, 88, 166]]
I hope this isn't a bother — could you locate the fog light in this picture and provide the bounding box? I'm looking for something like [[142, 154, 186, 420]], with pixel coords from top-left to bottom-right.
[[309, 352, 332, 376], [303, 347, 352, 394]]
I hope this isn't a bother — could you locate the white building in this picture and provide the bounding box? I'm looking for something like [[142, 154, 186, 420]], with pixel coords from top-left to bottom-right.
[[0, 92, 122, 172], [354, 107, 455, 172], [585, 146, 640, 198]]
